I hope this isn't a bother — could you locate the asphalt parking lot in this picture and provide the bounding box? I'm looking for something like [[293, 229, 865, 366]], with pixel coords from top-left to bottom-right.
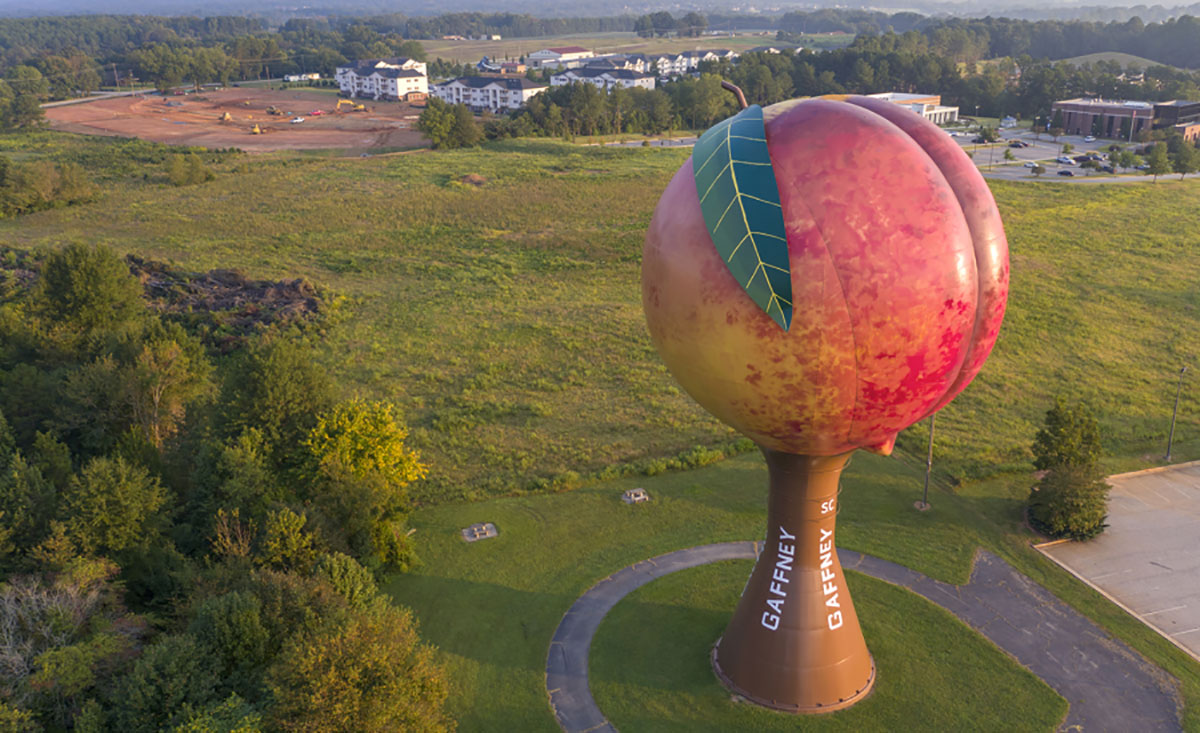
[[1040, 462, 1200, 661]]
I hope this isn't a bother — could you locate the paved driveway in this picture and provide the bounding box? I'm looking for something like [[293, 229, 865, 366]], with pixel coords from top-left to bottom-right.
[[1041, 462, 1200, 661]]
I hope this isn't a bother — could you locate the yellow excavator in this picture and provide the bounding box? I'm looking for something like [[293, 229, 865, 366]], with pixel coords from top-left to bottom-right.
[[266, 106, 284, 116], [336, 99, 367, 113], [250, 124, 266, 134], [218, 111, 233, 122]]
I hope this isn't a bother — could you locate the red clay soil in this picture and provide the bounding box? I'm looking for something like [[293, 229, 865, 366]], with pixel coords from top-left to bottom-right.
[[45, 88, 428, 153]]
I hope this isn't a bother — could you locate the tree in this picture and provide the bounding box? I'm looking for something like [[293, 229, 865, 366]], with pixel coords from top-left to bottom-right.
[[1029, 464, 1110, 540], [1028, 399, 1110, 540], [35, 244, 144, 339], [111, 634, 220, 733], [220, 338, 335, 472], [1146, 142, 1171, 182], [1173, 142, 1199, 180], [126, 327, 212, 449], [62, 455, 166, 556], [304, 399, 426, 570], [265, 603, 452, 732], [1115, 149, 1141, 171], [416, 97, 455, 149], [259, 507, 318, 572], [680, 12, 707, 37], [1032, 398, 1102, 471], [1031, 165, 1045, 177], [448, 103, 482, 148], [1003, 149, 1016, 162]]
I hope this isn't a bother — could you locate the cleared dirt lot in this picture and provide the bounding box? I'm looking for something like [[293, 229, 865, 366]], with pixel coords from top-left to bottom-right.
[[45, 88, 427, 153], [1041, 462, 1200, 661]]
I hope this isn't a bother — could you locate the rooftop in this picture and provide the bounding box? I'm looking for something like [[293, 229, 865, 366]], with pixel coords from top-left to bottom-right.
[[547, 46, 591, 54], [438, 76, 547, 90]]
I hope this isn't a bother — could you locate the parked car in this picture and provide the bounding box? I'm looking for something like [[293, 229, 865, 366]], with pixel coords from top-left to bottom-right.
[[1136, 164, 1151, 170], [1084, 135, 1097, 142], [1058, 170, 1075, 176], [1009, 140, 1030, 148], [1023, 161, 1038, 167], [1056, 156, 1075, 164], [1102, 165, 1116, 173], [972, 136, 988, 143], [290, 117, 305, 124]]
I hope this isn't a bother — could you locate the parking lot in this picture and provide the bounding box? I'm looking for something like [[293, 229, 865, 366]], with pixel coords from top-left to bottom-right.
[[947, 127, 1162, 183], [1040, 462, 1200, 661]]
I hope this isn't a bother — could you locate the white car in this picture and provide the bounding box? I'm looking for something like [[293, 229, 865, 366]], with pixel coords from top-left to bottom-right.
[[290, 117, 305, 124], [1056, 156, 1074, 164], [1023, 161, 1038, 168], [1083, 135, 1096, 142]]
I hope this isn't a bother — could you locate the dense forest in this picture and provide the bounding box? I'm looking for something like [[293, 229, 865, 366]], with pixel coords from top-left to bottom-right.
[[0, 238, 453, 730]]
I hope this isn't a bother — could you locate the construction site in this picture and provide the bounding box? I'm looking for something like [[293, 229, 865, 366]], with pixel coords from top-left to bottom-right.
[[44, 88, 427, 153]]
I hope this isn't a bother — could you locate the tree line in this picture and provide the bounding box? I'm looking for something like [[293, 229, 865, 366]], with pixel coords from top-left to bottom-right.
[[0, 243, 452, 730]]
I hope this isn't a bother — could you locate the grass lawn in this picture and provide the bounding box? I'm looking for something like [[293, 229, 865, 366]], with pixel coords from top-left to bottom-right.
[[591, 563, 1068, 732], [383, 447, 1199, 730]]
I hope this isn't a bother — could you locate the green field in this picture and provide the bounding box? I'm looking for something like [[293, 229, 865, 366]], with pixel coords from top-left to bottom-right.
[[6, 132, 1200, 502], [420, 31, 802, 64], [1059, 51, 1175, 70], [6, 130, 1200, 730]]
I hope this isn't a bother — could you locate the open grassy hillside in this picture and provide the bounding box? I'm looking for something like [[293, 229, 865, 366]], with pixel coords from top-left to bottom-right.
[[5, 133, 1200, 504], [1059, 51, 1175, 69]]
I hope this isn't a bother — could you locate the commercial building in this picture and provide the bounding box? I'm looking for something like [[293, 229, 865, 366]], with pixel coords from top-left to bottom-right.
[[1153, 100, 1200, 129], [431, 76, 547, 113], [336, 58, 428, 101], [526, 46, 594, 69], [550, 68, 656, 90], [865, 92, 959, 124], [1050, 98, 1154, 139]]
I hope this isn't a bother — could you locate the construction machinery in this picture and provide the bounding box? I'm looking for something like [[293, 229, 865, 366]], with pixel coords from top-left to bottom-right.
[[336, 99, 367, 113], [218, 111, 233, 122], [250, 124, 267, 134], [266, 105, 285, 116]]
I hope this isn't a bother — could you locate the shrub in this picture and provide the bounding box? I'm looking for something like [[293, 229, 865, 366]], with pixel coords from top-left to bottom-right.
[[1029, 465, 1110, 540]]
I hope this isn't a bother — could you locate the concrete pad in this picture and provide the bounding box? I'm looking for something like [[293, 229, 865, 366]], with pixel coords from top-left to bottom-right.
[[1040, 461, 1200, 662]]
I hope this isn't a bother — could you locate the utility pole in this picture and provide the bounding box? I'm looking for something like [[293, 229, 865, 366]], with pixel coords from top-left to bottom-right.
[[1167, 366, 1187, 462], [112, 63, 119, 92]]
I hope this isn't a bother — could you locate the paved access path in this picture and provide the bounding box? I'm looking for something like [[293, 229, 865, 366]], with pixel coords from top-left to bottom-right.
[[546, 542, 1182, 733]]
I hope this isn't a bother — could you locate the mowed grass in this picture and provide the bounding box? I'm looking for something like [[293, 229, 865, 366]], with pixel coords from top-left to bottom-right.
[[382, 450, 1042, 731], [590, 563, 1067, 732]]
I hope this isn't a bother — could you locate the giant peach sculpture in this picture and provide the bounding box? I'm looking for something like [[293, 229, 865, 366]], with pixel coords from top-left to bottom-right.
[[642, 92, 1009, 712]]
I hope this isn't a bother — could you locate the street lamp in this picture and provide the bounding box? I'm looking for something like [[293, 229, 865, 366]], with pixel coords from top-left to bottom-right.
[[919, 413, 936, 510], [1166, 366, 1187, 462]]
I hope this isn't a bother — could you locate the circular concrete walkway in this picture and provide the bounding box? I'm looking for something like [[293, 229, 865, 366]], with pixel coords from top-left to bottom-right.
[[545, 542, 1182, 733]]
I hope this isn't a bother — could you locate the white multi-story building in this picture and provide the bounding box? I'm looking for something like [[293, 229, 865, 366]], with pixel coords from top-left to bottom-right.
[[647, 49, 739, 78], [526, 46, 594, 69], [550, 68, 655, 91], [336, 57, 429, 100], [865, 92, 960, 125], [431, 76, 547, 113]]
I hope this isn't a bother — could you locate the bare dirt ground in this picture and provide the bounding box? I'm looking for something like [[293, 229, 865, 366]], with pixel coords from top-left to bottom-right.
[[44, 88, 428, 153]]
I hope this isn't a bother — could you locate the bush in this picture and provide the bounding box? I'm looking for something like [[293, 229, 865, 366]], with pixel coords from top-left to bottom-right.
[[1027, 399, 1109, 540], [1028, 465, 1110, 540]]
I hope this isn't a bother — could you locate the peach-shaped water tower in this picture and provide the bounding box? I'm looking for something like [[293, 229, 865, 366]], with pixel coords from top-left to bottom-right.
[[642, 92, 1009, 712]]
